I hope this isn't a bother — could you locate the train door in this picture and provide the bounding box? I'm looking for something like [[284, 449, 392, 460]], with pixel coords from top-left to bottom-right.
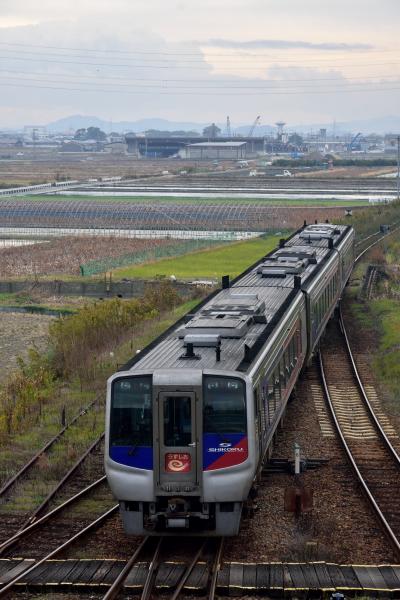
[[156, 391, 199, 489]]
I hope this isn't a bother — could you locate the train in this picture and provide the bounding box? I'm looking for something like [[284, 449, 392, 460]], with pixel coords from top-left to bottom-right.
[[105, 222, 355, 536]]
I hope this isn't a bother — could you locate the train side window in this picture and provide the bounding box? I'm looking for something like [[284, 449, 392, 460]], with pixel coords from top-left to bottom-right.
[[267, 379, 274, 424], [260, 381, 267, 432], [280, 356, 286, 387], [290, 337, 295, 366], [273, 369, 281, 417], [254, 387, 259, 417], [285, 348, 291, 378]]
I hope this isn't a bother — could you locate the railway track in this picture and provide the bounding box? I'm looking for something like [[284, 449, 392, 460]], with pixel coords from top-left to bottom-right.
[[102, 535, 224, 600], [0, 396, 101, 497], [0, 530, 224, 599], [319, 311, 400, 557], [0, 501, 118, 598], [0, 428, 105, 544]]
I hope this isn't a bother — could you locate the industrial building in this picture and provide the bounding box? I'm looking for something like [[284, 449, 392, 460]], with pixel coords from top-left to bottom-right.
[[184, 141, 247, 160]]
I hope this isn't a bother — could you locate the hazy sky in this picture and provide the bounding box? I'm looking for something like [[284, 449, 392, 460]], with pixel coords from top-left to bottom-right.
[[0, 0, 399, 129]]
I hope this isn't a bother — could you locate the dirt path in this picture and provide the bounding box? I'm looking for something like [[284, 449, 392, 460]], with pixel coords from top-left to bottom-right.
[[0, 312, 53, 384]]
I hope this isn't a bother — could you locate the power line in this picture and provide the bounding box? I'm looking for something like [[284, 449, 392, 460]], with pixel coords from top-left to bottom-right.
[[2, 72, 400, 91], [1, 52, 400, 71], [1, 67, 399, 85], [1, 79, 400, 96], [0, 40, 399, 61]]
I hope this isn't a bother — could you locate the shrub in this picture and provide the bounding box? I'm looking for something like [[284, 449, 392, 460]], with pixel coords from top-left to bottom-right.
[[0, 283, 181, 437]]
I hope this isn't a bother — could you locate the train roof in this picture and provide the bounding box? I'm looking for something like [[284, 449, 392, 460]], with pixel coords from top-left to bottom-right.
[[124, 223, 353, 375]]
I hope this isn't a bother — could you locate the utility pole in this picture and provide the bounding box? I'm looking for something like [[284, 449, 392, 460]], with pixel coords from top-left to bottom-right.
[[397, 135, 400, 202]]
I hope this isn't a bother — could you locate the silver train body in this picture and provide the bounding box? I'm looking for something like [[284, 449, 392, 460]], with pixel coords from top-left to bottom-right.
[[105, 223, 355, 536]]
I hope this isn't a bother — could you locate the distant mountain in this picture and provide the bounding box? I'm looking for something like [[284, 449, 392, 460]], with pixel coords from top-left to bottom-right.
[[46, 115, 205, 134], [46, 115, 279, 136], [45, 114, 400, 136]]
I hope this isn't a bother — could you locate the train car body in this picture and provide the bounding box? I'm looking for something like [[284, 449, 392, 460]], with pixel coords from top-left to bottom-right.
[[105, 223, 355, 536]]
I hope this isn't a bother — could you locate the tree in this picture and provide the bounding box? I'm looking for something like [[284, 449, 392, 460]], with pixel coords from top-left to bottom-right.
[[74, 128, 87, 140], [203, 123, 221, 139], [86, 127, 107, 141], [73, 127, 107, 141]]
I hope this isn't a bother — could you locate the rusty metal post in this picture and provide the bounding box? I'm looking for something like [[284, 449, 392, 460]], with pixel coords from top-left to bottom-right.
[[61, 405, 66, 427]]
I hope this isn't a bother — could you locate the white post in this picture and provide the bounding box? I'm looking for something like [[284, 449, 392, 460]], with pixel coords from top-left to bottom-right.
[[294, 442, 301, 475]]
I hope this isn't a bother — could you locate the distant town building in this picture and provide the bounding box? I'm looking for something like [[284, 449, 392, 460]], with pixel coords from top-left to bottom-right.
[[23, 126, 48, 142], [104, 141, 127, 154], [384, 134, 399, 153]]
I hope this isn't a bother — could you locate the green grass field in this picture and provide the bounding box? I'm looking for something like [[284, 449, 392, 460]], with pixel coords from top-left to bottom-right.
[[112, 234, 282, 280], [18, 194, 370, 207]]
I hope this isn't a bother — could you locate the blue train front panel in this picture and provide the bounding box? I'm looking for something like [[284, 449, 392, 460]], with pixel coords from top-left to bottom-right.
[[106, 371, 253, 535]]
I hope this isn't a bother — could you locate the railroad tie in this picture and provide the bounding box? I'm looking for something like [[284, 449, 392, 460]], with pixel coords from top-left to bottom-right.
[[310, 384, 335, 437]]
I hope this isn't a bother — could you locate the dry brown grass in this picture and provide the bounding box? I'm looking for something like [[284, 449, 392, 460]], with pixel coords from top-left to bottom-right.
[[0, 236, 175, 277]]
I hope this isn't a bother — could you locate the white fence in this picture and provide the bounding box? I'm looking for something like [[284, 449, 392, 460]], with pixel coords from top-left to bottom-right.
[[0, 227, 262, 241], [0, 181, 79, 196]]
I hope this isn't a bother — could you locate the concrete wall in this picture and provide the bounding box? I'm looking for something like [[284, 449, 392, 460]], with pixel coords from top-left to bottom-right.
[[0, 279, 195, 299]]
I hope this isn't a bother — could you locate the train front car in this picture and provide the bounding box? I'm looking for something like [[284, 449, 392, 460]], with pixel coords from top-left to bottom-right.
[[105, 222, 355, 538], [105, 368, 255, 536]]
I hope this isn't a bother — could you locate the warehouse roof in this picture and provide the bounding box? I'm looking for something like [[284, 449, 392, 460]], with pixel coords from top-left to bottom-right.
[[186, 141, 247, 147]]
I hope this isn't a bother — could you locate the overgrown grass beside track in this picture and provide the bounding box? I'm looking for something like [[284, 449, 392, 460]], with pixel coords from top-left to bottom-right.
[[0, 283, 187, 438], [112, 234, 281, 280], [347, 227, 400, 419], [0, 292, 200, 490]]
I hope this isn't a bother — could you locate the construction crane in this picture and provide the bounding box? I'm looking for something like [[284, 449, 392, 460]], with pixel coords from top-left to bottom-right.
[[248, 116, 261, 137], [226, 116, 231, 137], [348, 132, 362, 151]]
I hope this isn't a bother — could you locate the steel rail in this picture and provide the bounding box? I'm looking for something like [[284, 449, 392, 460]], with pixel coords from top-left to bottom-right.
[[355, 223, 400, 263], [140, 537, 163, 600], [0, 475, 107, 556], [355, 229, 381, 248], [208, 537, 224, 600], [318, 351, 400, 558], [170, 540, 208, 600], [0, 504, 118, 597], [364, 266, 377, 299], [0, 395, 102, 497], [338, 307, 400, 465], [20, 432, 105, 530], [102, 536, 152, 600]]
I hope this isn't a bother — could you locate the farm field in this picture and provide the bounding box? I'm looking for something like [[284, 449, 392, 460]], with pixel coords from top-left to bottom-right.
[[112, 234, 280, 280], [0, 236, 182, 277], [18, 194, 370, 207], [0, 152, 228, 186], [0, 196, 362, 233]]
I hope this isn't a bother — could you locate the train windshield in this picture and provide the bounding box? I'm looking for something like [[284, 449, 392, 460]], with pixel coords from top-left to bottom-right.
[[203, 376, 246, 434], [110, 376, 152, 447]]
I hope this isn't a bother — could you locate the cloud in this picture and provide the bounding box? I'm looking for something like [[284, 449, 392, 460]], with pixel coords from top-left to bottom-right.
[[203, 38, 373, 51], [0, 13, 398, 129]]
